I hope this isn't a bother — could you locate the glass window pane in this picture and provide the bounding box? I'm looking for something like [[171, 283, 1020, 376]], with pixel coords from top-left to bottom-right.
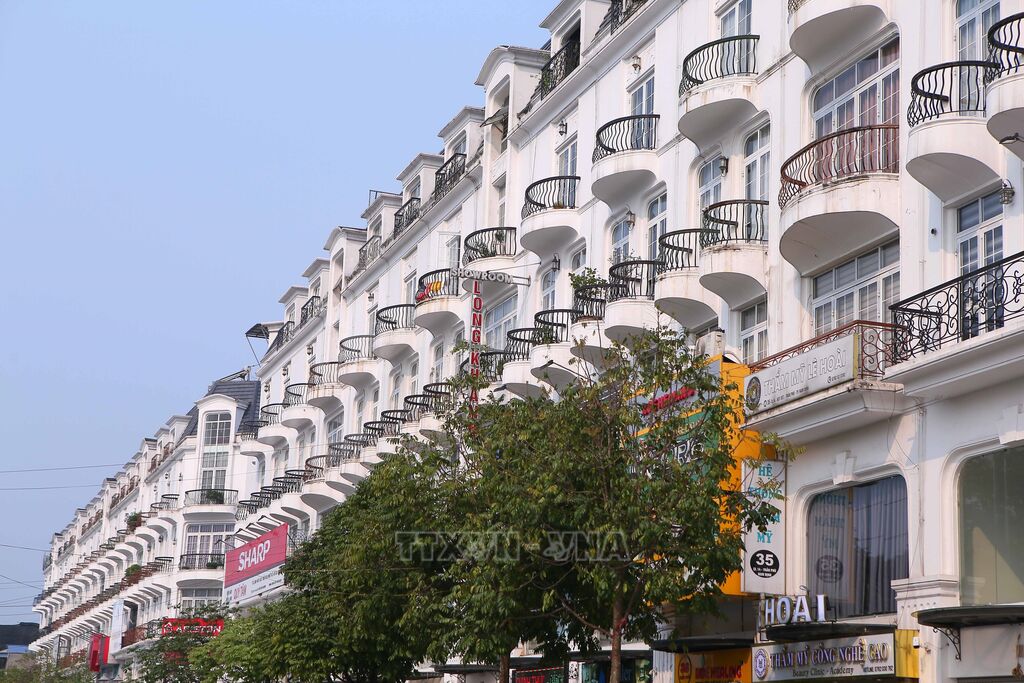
[[836, 261, 857, 289], [857, 250, 880, 278]]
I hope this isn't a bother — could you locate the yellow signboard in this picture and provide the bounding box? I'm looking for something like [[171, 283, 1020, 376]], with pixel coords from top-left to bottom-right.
[[676, 649, 751, 683]]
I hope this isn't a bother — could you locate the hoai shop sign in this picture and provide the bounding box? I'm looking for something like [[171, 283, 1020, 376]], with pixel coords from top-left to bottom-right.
[[760, 594, 828, 628], [752, 633, 895, 681], [744, 336, 856, 413]]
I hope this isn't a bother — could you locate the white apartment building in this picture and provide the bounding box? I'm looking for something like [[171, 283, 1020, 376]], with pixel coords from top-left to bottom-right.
[[34, 2, 1024, 683]]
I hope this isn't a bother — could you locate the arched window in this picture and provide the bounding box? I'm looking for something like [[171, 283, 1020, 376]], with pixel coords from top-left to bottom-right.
[[647, 194, 668, 260], [812, 39, 899, 139], [541, 270, 558, 310], [744, 124, 770, 201], [698, 159, 722, 211], [199, 412, 231, 490], [611, 218, 632, 265], [327, 412, 345, 445], [960, 447, 1024, 605]]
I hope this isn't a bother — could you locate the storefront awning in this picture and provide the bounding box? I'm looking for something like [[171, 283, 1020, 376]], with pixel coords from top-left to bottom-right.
[[764, 622, 893, 643], [569, 649, 652, 662], [915, 604, 1024, 628], [649, 632, 755, 653]]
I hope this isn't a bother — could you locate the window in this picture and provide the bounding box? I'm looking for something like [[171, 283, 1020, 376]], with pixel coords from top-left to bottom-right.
[[813, 39, 899, 138], [740, 301, 768, 363], [744, 124, 770, 202], [571, 246, 587, 272], [370, 218, 382, 241], [497, 183, 507, 226], [806, 476, 908, 618], [958, 0, 1000, 61], [452, 134, 467, 157], [539, 269, 558, 311], [202, 412, 231, 447], [444, 235, 461, 268], [611, 218, 632, 265], [184, 523, 233, 558], [720, 0, 752, 36], [699, 159, 723, 211], [958, 190, 1005, 337], [370, 386, 380, 420], [484, 295, 517, 349], [179, 587, 222, 613], [557, 136, 578, 207], [812, 242, 899, 335], [629, 75, 656, 149], [367, 305, 377, 336], [647, 194, 668, 261], [408, 178, 421, 200], [327, 413, 344, 444], [404, 272, 418, 304], [409, 358, 419, 396], [960, 447, 1024, 605], [390, 371, 403, 410], [286, 304, 295, 325], [431, 342, 445, 382], [200, 412, 230, 490]]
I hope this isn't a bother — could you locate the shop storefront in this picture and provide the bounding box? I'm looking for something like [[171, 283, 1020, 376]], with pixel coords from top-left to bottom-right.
[[751, 627, 918, 683]]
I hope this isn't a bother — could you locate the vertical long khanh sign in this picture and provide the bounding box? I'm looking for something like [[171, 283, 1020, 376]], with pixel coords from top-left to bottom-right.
[[470, 278, 482, 408]]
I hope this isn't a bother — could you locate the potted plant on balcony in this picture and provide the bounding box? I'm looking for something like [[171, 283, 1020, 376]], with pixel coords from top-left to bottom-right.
[[203, 489, 225, 505], [125, 512, 143, 532], [205, 557, 224, 570]]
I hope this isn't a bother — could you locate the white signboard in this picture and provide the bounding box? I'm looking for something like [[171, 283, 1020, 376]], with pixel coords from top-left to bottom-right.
[[752, 633, 895, 682], [225, 565, 285, 606], [743, 460, 786, 595], [108, 599, 125, 653], [744, 335, 857, 413]]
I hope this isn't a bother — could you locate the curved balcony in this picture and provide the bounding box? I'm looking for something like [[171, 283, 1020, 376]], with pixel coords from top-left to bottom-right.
[[678, 36, 760, 148], [305, 442, 361, 495], [181, 489, 238, 520], [525, 310, 581, 389], [307, 362, 345, 413], [986, 13, 1024, 161], [592, 115, 659, 205], [499, 328, 541, 398], [238, 420, 268, 457], [257, 403, 293, 447], [787, 0, 889, 69], [697, 200, 768, 308], [906, 61, 1000, 200], [414, 269, 462, 335], [178, 553, 224, 572], [338, 335, 378, 388], [604, 260, 663, 346], [568, 283, 614, 368], [400, 394, 430, 438], [393, 197, 422, 236], [461, 227, 519, 299], [520, 176, 581, 256], [282, 382, 319, 430], [373, 304, 417, 363], [419, 383, 454, 441], [653, 230, 720, 329], [779, 125, 899, 275]]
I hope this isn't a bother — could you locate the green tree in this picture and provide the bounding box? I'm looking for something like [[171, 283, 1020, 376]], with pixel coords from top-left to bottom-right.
[[132, 605, 228, 683], [0, 651, 94, 683]]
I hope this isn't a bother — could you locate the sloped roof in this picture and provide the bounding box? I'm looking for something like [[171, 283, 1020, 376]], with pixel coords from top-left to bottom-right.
[[181, 378, 261, 438]]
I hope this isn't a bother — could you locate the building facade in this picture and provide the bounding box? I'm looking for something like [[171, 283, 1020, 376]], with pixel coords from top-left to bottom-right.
[[33, 2, 1024, 683]]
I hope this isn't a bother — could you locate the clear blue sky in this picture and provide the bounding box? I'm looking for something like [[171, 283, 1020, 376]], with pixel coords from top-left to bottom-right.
[[0, 0, 551, 623]]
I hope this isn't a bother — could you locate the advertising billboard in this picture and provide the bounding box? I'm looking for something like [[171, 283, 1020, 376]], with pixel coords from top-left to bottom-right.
[[224, 524, 288, 605]]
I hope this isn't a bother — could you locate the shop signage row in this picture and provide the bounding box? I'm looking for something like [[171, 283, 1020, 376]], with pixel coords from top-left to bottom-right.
[[752, 633, 896, 681], [744, 335, 856, 413]]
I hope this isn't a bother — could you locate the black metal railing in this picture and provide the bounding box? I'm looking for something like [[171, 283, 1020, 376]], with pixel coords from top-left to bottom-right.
[[260, 485, 286, 503], [300, 296, 325, 326], [237, 420, 264, 440], [573, 283, 613, 320], [284, 383, 311, 407], [464, 227, 517, 265], [423, 382, 455, 415], [260, 403, 287, 427], [394, 198, 422, 235], [593, 115, 659, 162], [506, 328, 540, 360], [787, 0, 809, 12], [357, 235, 382, 271], [779, 124, 899, 208], [431, 154, 467, 203], [310, 361, 344, 384], [538, 40, 581, 100], [403, 394, 432, 422], [182, 489, 238, 507], [273, 473, 303, 495], [908, 61, 991, 126], [345, 431, 378, 449], [750, 320, 895, 382], [416, 269, 460, 303], [658, 230, 702, 272], [701, 200, 768, 247], [340, 335, 375, 362], [987, 12, 1024, 82], [608, 260, 662, 302], [680, 35, 759, 95], [603, 0, 648, 35], [891, 250, 1024, 363], [374, 304, 416, 335], [522, 176, 580, 219], [266, 322, 295, 356], [480, 351, 508, 382], [364, 420, 399, 442], [178, 553, 225, 570], [534, 309, 575, 344]]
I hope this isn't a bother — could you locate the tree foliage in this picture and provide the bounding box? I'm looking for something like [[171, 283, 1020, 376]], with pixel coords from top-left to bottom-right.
[[0, 652, 94, 683]]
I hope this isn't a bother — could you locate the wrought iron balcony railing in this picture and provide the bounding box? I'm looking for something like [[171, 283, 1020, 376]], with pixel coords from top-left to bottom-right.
[[430, 153, 467, 204], [572, 283, 614, 320], [284, 382, 311, 407], [356, 235, 382, 271], [260, 403, 287, 427], [266, 321, 295, 356], [779, 124, 899, 208], [394, 197, 422, 235], [593, 114, 660, 162], [506, 328, 541, 360], [183, 489, 238, 507], [339, 335, 375, 362], [522, 176, 580, 219], [479, 351, 508, 382], [178, 553, 225, 570], [603, 0, 649, 35], [986, 12, 1024, 82], [657, 230, 702, 272], [417, 268, 460, 303], [680, 35, 759, 95], [537, 39, 580, 100], [608, 259, 662, 302], [403, 393, 432, 422], [749, 320, 895, 380], [237, 420, 264, 441], [701, 200, 768, 247], [463, 227, 517, 265], [534, 309, 576, 344], [374, 304, 416, 335], [908, 61, 991, 127], [310, 361, 343, 384], [423, 382, 455, 415], [299, 295, 325, 326], [891, 250, 1024, 363]]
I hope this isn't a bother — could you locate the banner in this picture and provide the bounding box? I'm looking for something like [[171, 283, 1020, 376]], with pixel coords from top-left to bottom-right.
[[108, 599, 125, 653], [160, 618, 224, 637], [224, 524, 288, 605], [752, 634, 896, 681], [676, 649, 751, 683], [744, 336, 856, 413], [742, 460, 785, 595]]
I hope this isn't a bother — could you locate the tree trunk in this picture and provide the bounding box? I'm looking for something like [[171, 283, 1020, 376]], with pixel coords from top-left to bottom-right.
[[499, 653, 511, 683], [609, 600, 623, 683]]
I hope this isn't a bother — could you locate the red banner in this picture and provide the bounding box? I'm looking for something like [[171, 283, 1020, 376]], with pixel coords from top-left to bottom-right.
[[224, 524, 289, 588], [160, 618, 224, 637]]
